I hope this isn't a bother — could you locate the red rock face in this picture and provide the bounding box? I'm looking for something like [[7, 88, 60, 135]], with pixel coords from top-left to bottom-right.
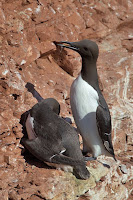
[[0, 0, 133, 200]]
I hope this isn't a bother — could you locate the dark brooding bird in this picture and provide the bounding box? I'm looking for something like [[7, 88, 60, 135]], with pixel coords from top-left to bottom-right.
[[22, 83, 90, 179], [54, 40, 116, 161]]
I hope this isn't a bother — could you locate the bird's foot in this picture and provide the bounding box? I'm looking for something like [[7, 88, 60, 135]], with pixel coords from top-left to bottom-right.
[[84, 156, 97, 161], [97, 160, 110, 168], [84, 156, 110, 168]]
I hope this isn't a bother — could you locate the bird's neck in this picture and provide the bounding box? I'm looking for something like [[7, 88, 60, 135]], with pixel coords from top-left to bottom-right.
[[81, 57, 99, 90]]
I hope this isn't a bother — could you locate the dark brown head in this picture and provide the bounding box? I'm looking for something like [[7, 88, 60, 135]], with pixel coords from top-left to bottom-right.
[[54, 39, 99, 61]]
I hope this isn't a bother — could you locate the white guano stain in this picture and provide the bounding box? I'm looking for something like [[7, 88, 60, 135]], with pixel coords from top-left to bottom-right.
[[122, 66, 129, 100], [128, 34, 133, 39], [15, 72, 21, 80], [111, 63, 133, 152], [35, 5, 41, 13], [50, 6, 56, 14], [26, 8, 32, 12], [116, 57, 127, 66], [20, 60, 26, 65], [2, 69, 9, 75]]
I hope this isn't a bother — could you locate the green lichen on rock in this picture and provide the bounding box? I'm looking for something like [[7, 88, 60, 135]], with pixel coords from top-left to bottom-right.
[[51, 163, 109, 200]]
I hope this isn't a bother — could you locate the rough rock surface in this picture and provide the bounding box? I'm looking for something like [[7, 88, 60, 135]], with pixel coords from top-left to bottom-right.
[[0, 0, 133, 200]]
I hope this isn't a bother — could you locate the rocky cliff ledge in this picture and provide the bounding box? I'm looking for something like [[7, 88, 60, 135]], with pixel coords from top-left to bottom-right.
[[0, 0, 133, 200]]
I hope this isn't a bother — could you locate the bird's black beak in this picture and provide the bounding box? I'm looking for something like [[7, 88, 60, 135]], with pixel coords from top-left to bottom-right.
[[53, 41, 79, 52]]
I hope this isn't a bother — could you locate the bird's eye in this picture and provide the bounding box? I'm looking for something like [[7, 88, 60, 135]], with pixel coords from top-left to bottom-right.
[[84, 47, 88, 51]]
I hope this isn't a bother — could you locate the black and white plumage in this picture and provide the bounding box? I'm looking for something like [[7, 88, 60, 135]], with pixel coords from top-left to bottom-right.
[[55, 40, 116, 161], [22, 84, 90, 179]]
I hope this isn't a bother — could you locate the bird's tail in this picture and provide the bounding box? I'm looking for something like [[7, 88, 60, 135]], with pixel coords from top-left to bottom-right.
[[25, 82, 43, 102], [106, 147, 117, 161], [51, 154, 90, 179], [113, 154, 117, 162], [108, 146, 117, 161]]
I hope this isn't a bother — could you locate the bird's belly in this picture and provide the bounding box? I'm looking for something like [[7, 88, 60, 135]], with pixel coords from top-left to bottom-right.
[[25, 114, 36, 140], [70, 75, 99, 123], [70, 75, 105, 156]]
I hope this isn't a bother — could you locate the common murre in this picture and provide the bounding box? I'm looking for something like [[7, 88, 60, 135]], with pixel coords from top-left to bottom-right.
[[54, 40, 116, 162], [21, 83, 90, 179]]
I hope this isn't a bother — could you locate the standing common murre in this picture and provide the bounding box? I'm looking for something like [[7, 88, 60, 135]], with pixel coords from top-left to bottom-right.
[[54, 40, 116, 162]]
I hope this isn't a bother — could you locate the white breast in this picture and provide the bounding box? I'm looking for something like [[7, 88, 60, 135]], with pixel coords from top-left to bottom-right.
[[26, 114, 36, 140], [70, 74, 106, 157], [70, 74, 99, 122]]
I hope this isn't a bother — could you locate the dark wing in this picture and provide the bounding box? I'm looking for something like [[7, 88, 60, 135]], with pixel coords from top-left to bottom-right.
[[22, 137, 90, 178], [96, 104, 116, 160], [25, 102, 65, 157], [22, 137, 66, 162]]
